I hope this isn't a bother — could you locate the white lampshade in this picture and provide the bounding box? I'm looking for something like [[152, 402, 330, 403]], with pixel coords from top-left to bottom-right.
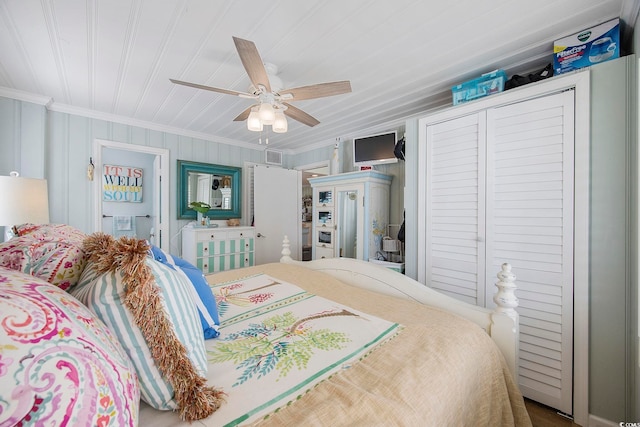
[[272, 110, 288, 133], [247, 107, 263, 132], [0, 172, 50, 228], [258, 103, 275, 125]]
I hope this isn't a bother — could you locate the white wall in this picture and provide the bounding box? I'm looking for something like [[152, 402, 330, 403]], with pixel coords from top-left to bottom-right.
[[632, 8, 640, 422], [0, 99, 268, 254], [1, 95, 410, 255], [0, 98, 47, 239], [588, 55, 636, 422]]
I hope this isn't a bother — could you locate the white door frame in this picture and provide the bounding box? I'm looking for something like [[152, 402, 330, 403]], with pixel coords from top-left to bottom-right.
[[92, 139, 170, 251], [295, 160, 330, 176]]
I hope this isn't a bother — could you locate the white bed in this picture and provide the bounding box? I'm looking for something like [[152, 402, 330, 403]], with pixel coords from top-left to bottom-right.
[[278, 236, 521, 380], [0, 226, 529, 427], [138, 237, 528, 426]]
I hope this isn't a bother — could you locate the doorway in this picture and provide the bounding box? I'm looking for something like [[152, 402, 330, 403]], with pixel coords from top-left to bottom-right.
[[92, 139, 170, 251], [297, 161, 329, 260], [253, 165, 301, 264], [244, 160, 329, 264]]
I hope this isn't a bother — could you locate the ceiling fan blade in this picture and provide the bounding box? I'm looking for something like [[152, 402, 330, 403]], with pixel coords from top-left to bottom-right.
[[169, 78, 251, 97], [232, 37, 271, 92], [279, 81, 352, 101], [283, 102, 320, 127], [233, 105, 255, 122]]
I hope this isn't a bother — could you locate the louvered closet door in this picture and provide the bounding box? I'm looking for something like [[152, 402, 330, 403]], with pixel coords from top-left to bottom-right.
[[485, 90, 574, 414], [424, 113, 487, 306]]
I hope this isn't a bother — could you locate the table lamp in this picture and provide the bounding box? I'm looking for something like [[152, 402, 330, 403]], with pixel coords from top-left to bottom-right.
[[0, 171, 50, 241]]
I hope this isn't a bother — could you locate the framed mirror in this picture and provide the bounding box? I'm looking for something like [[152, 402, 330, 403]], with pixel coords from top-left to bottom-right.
[[177, 160, 241, 220]]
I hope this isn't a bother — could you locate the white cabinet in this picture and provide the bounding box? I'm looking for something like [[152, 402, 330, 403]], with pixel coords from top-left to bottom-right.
[[182, 226, 255, 274], [309, 171, 392, 261], [418, 89, 576, 414]]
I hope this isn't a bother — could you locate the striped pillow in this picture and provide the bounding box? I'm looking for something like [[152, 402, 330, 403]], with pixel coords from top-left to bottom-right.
[[71, 257, 207, 410]]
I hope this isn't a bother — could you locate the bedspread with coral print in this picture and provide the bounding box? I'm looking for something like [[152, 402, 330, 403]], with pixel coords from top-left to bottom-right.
[[205, 274, 401, 426]]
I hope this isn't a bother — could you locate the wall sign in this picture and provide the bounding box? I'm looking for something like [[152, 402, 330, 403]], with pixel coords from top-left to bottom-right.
[[103, 164, 143, 202]]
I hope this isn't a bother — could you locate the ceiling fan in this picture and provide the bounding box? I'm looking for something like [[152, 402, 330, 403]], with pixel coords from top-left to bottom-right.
[[170, 36, 352, 133]]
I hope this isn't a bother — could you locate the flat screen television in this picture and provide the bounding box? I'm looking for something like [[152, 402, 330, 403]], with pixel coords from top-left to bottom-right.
[[352, 131, 398, 167]]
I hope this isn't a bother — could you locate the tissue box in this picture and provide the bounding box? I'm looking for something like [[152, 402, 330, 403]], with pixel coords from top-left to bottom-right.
[[452, 70, 507, 105], [553, 18, 620, 75]]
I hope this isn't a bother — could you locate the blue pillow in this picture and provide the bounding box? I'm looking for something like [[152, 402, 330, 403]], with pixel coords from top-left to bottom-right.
[[149, 244, 220, 339]]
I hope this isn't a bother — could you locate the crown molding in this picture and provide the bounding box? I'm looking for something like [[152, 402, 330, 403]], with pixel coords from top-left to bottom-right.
[[48, 102, 265, 152], [0, 86, 53, 107], [0, 85, 286, 153]]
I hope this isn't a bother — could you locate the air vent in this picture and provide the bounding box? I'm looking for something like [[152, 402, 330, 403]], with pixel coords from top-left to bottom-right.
[[265, 149, 283, 165]]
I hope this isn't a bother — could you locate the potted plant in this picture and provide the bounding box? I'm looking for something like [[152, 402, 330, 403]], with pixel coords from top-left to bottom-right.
[[189, 201, 211, 225]]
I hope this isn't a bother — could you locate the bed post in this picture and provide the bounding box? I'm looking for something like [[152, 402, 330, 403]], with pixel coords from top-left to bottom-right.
[[491, 263, 520, 380], [280, 235, 293, 262]]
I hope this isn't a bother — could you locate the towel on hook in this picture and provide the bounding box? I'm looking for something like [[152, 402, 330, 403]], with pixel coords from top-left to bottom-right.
[[112, 215, 137, 238]]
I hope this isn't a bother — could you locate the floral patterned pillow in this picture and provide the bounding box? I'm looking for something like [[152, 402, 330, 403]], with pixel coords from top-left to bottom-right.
[[13, 223, 86, 244], [0, 224, 87, 290], [0, 266, 139, 426]]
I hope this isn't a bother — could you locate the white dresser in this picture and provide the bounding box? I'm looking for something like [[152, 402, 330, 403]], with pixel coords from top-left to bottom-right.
[[181, 225, 255, 274]]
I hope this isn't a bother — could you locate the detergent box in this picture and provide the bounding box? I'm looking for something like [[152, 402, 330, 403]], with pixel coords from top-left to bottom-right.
[[553, 18, 620, 75]]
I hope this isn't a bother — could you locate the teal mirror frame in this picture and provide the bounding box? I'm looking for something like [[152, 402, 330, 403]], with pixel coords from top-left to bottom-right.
[[177, 160, 242, 220]]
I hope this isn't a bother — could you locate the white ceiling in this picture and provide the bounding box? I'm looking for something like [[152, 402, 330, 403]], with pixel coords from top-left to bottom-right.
[[0, 0, 637, 153]]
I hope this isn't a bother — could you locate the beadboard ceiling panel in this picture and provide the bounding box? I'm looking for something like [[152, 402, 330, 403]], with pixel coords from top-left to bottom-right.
[[0, 0, 636, 152]]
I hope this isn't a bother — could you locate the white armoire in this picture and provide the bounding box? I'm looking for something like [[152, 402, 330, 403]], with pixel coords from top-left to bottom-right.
[[309, 170, 392, 261], [417, 73, 592, 417]]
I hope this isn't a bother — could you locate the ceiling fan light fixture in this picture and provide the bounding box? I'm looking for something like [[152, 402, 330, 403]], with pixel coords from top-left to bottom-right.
[[170, 37, 352, 135], [258, 102, 275, 125], [247, 107, 263, 132], [273, 110, 288, 133]]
